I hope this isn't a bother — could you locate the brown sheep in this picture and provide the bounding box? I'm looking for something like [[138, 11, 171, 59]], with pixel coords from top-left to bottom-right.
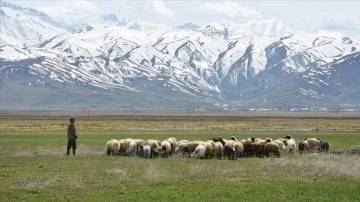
[[251, 137, 266, 144], [264, 142, 280, 158], [183, 141, 205, 158], [307, 138, 321, 152], [105, 139, 120, 156], [298, 140, 310, 153], [251, 141, 263, 157]]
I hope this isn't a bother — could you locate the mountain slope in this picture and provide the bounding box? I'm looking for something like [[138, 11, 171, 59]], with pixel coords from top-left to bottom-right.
[[1, 1, 360, 110], [0, 0, 73, 46]]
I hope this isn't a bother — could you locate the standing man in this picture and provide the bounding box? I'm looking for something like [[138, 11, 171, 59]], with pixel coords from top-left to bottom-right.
[[67, 117, 78, 155]]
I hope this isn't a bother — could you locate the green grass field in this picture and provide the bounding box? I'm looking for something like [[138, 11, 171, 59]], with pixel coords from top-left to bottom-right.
[[1, 112, 360, 201]]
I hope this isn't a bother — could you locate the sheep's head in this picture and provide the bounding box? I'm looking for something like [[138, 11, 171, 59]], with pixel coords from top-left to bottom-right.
[[285, 135, 292, 139], [265, 138, 272, 143], [211, 137, 218, 142]]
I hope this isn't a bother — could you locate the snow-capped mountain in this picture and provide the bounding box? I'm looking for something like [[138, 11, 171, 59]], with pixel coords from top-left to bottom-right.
[[200, 18, 296, 40], [1, 1, 359, 111], [0, 0, 72, 46]]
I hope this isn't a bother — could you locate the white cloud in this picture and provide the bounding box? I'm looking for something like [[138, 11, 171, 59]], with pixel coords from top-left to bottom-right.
[[322, 12, 360, 30], [38, 0, 98, 18], [120, 1, 175, 18], [198, 1, 261, 19], [67, 0, 97, 12], [151, 1, 175, 18], [39, 0, 97, 13]]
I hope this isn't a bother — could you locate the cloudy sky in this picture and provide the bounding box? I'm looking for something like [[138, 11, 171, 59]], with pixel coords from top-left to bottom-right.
[[7, 0, 360, 36]]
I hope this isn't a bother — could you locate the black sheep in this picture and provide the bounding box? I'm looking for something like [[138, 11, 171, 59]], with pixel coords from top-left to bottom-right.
[[320, 141, 330, 153], [242, 142, 253, 157], [223, 145, 236, 160]]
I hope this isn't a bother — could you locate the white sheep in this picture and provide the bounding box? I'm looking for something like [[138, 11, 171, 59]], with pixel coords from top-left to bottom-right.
[[166, 137, 177, 155], [233, 141, 244, 157], [212, 141, 223, 159], [105, 139, 120, 156], [203, 141, 214, 159], [176, 140, 189, 147], [143, 139, 161, 158], [174, 142, 187, 155], [133, 138, 145, 146], [225, 139, 236, 148], [284, 135, 296, 152], [274, 139, 287, 152], [160, 140, 172, 158], [194, 144, 206, 159], [141, 144, 151, 159], [118, 139, 126, 155], [183, 141, 205, 158], [120, 138, 135, 156]]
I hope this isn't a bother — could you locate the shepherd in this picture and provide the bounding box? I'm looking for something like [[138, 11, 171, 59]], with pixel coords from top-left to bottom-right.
[[67, 117, 78, 155]]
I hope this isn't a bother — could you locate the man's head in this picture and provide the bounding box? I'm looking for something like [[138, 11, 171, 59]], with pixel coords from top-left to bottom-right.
[[70, 117, 75, 123]]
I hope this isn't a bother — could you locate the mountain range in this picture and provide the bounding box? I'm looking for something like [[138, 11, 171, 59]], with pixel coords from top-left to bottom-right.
[[1, 0, 359, 111]]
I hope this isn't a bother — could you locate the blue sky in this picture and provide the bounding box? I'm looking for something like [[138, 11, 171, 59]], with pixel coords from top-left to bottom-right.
[[7, 0, 360, 36]]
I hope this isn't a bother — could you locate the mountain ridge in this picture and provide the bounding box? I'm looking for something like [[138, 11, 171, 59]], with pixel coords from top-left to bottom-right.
[[1, 1, 359, 111]]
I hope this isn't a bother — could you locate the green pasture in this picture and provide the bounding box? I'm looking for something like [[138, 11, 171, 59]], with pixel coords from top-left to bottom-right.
[[1, 114, 360, 201]]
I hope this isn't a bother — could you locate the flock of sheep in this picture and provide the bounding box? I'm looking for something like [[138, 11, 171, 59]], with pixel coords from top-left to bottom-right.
[[105, 135, 330, 159]]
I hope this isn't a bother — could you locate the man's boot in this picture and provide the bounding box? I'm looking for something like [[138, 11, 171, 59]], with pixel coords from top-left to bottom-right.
[[72, 149, 76, 155], [67, 149, 70, 156]]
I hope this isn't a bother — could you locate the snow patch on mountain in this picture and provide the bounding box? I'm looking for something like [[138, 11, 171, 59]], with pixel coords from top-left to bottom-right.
[[1, 0, 360, 110]]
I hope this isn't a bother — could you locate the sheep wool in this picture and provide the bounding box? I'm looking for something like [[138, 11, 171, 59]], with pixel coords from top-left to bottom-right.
[[233, 142, 244, 157], [298, 140, 310, 153], [143, 145, 151, 159], [203, 141, 214, 159], [284, 136, 296, 153], [144, 139, 161, 158], [161, 140, 172, 158], [166, 137, 177, 155], [307, 138, 321, 151], [274, 140, 286, 152], [223, 145, 236, 160], [264, 142, 280, 158], [126, 140, 137, 156], [184, 141, 205, 158], [175, 142, 187, 155], [106, 139, 120, 156], [194, 145, 206, 159], [212, 141, 223, 159]]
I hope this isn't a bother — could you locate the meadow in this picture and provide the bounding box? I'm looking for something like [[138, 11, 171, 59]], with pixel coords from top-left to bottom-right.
[[0, 111, 360, 201]]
